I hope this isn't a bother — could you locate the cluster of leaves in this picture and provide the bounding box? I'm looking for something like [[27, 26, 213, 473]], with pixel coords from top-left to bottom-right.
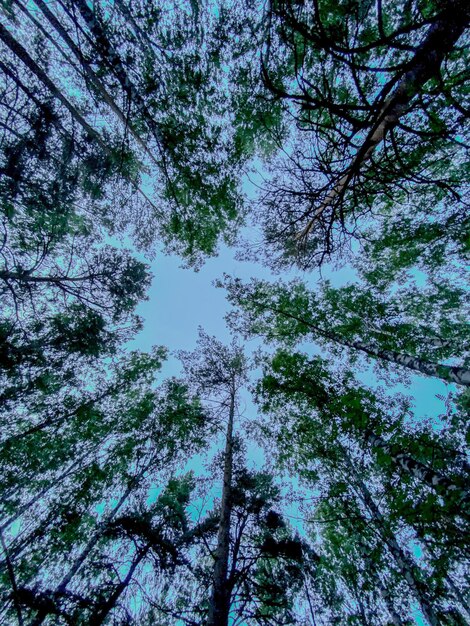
[[0, 0, 248, 264]]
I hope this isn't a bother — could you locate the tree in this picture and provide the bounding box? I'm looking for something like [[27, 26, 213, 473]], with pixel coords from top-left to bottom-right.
[[150, 455, 313, 625], [253, 348, 469, 623], [1, 1, 468, 622], [222, 275, 470, 386], [224, 0, 469, 268], [173, 333, 316, 625], [179, 331, 248, 626]]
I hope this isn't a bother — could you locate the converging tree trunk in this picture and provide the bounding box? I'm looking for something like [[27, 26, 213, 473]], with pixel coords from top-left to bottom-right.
[[343, 453, 439, 626], [207, 381, 236, 626], [269, 304, 470, 386], [23, 0, 161, 170], [0, 23, 159, 213], [88, 547, 149, 626], [364, 430, 468, 501], [30, 462, 153, 626]]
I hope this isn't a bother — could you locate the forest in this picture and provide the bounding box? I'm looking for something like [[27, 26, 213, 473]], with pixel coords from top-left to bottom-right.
[[0, 0, 468, 624]]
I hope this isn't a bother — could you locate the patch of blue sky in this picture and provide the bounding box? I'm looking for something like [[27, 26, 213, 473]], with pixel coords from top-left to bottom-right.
[[7, 519, 21, 539], [145, 483, 164, 507], [409, 538, 424, 561], [410, 603, 428, 626], [94, 501, 106, 516]]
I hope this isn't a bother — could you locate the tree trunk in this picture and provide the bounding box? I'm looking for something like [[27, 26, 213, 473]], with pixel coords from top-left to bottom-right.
[[275, 370, 468, 498], [0, 531, 24, 626], [0, 23, 159, 213], [365, 430, 468, 501], [358, 542, 406, 626], [56, 488, 134, 594], [268, 304, 470, 386], [376, 575, 405, 626], [2, 380, 126, 445], [72, 0, 180, 206], [414, 529, 470, 621], [30, 466, 148, 626], [0, 446, 98, 533], [300, 0, 470, 238], [71, 0, 162, 148], [27, 0, 161, 170], [343, 453, 439, 626], [207, 383, 236, 626], [88, 548, 149, 626]]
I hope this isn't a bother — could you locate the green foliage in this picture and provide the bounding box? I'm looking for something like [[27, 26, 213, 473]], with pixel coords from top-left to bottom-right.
[[0, 0, 468, 624], [223, 273, 470, 385]]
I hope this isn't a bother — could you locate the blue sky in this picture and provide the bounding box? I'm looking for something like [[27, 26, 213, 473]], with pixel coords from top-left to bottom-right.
[[130, 229, 452, 423]]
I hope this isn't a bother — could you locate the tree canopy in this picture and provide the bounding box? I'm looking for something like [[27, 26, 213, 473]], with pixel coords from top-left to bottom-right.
[[0, 0, 468, 624]]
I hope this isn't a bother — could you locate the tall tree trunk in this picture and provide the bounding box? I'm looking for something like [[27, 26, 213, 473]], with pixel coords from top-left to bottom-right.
[[29, 465, 149, 626], [0, 531, 24, 626], [71, 0, 163, 152], [0, 445, 99, 533], [71, 0, 180, 206], [268, 304, 470, 386], [0, 23, 159, 214], [358, 542, 406, 626], [207, 383, 236, 626], [364, 430, 468, 501], [343, 453, 439, 626], [376, 575, 405, 626], [56, 488, 134, 594], [273, 375, 468, 498], [299, 0, 470, 238], [2, 380, 127, 445], [24, 0, 161, 170], [414, 529, 470, 621]]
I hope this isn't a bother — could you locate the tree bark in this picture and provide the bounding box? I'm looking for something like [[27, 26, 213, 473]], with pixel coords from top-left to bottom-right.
[[358, 542, 407, 626], [365, 430, 468, 502], [207, 382, 236, 626]]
